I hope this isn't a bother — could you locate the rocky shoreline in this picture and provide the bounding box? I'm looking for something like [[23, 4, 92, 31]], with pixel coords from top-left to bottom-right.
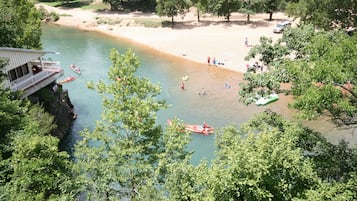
[[28, 82, 76, 139]]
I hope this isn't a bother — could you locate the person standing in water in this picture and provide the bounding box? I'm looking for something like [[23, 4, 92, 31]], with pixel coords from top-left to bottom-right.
[[198, 88, 206, 95], [181, 82, 185, 90]]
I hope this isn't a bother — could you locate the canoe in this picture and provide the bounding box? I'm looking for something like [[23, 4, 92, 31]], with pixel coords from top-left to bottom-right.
[[58, 76, 76, 84], [167, 120, 214, 135], [70, 64, 81, 74], [255, 93, 279, 106]]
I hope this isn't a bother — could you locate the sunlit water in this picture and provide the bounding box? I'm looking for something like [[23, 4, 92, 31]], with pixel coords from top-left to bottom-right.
[[41, 24, 356, 164]]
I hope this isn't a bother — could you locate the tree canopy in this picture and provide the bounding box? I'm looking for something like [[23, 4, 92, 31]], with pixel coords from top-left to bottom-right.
[[1, 106, 77, 201], [2, 1, 357, 200], [160, 111, 357, 200], [0, 0, 42, 49], [0, 61, 77, 200], [286, 0, 357, 30], [156, 0, 191, 24], [240, 24, 357, 124], [74, 49, 175, 199]]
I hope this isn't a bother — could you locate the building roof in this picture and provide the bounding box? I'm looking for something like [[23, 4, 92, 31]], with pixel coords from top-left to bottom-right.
[[0, 47, 57, 54], [0, 47, 58, 70]]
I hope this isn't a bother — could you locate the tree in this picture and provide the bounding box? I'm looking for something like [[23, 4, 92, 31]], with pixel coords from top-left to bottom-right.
[[74, 49, 170, 200], [152, 119, 207, 201], [156, 0, 191, 25], [295, 174, 357, 201], [240, 24, 357, 124], [207, 0, 242, 21], [199, 112, 320, 200], [1, 105, 77, 201], [0, 60, 28, 158], [239, 36, 289, 104], [262, 0, 283, 21], [149, 111, 357, 200], [239, 0, 264, 23], [0, 0, 42, 49], [286, 0, 357, 30], [102, 0, 122, 11], [191, 0, 209, 22], [244, 111, 357, 183]]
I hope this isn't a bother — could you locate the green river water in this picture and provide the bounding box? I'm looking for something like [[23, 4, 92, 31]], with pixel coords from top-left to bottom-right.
[[41, 24, 356, 164]]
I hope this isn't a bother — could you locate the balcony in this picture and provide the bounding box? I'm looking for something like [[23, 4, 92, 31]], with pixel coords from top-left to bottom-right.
[[9, 60, 64, 98]]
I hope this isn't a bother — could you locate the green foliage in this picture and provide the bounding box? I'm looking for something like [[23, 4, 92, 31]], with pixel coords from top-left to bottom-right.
[[0, 60, 28, 157], [75, 49, 171, 199], [156, 0, 191, 24], [203, 111, 357, 200], [38, 6, 60, 22], [207, 0, 242, 21], [190, 0, 210, 21], [262, 0, 285, 20], [0, 57, 76, 200], [281, 24, 316, 59], [240, 36, 289, 104], [103, 0, 122, 11], [151, 111, 357, 200], [204, 112, 319, 200], [154, 119, 205, 200], [134, 18, 163, 28], [244, 111, 357, 183], [286, 0, 357, 30], [240, 25, 357, 124], [1, 105, 77, 201], [295, 174, 357, 201], [239, 0, 264, 23], [101, 0, 156, 11], [245, 36, 289, 65], [0, 0, 42, 49]]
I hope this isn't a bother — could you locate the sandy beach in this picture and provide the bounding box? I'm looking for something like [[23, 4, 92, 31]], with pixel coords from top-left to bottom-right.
[[37, 3, 291, 73]]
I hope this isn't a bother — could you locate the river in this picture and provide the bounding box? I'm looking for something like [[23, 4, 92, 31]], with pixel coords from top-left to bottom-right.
[[41, 24, 356, 164]]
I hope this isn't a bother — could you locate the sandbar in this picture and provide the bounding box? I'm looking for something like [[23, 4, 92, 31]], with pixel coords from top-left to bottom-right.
[[37, 3, 291, 74]]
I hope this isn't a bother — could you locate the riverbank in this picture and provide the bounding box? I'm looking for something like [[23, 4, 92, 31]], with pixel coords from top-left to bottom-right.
[[37, 3, 290, 74]]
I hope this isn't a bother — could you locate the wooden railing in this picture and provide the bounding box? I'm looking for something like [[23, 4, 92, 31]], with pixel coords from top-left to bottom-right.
[[10, 61, 64, 97]]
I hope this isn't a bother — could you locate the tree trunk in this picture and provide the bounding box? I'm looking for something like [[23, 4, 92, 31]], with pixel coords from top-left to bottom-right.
[[269, 12, 273, 21], [247, 14, 250, 23], [171, 16, 174, 27], [197, 10, 200, 22]]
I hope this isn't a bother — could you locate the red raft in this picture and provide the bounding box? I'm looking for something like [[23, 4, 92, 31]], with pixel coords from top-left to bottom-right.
[[167, 120, 214, 135], [58, 76, 76, 84]]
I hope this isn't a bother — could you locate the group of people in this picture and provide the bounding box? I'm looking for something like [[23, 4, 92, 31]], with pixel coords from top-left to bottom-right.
[[246, 61, 263, 73], [180, 82, 206, 95], [198, 87, 206, 95], [207, 56, 225, 66]]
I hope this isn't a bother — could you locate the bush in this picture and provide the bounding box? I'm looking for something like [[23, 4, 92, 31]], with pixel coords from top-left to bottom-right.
[[38, 6, 60, 22]]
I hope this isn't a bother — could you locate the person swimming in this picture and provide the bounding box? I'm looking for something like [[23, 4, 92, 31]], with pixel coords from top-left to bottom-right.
[[198, 88, 206, 95]]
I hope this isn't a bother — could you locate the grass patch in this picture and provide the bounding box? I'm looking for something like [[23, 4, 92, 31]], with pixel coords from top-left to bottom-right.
[[36, 0, 92, 8], [95, 17, 164, 28], [82, 1, 110, 11], [37, 0, 110, 11], [96, 17, 122, 25], [36, 1, 62, 7], [161, 20, 173, 28], [134, 18, 163, 28], [59, 13, 72, 17]]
